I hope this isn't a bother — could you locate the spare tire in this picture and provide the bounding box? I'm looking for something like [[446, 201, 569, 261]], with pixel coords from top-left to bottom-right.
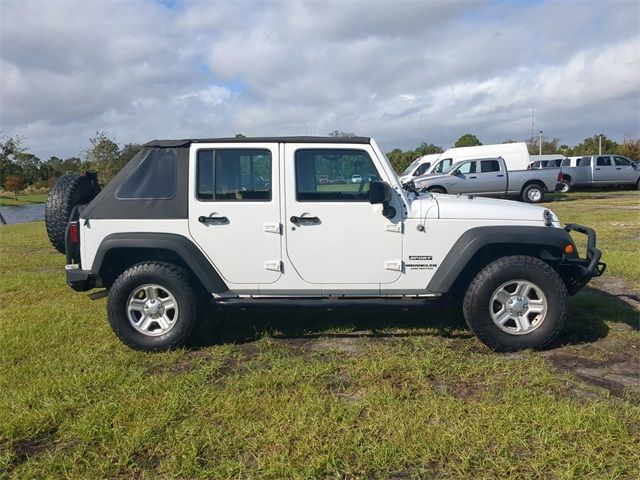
[[45, 173, 101, 253]]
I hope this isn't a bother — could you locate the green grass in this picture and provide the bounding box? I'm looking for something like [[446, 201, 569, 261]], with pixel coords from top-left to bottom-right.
[[0, 193, 48, 207], [1, 192, 639, 479], [544, 190, 640, 287]]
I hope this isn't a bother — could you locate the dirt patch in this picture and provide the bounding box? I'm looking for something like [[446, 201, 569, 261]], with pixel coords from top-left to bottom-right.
[[589, 276, 640, 312], [2, 431, 80, 469], [544, 333, 640, 400]]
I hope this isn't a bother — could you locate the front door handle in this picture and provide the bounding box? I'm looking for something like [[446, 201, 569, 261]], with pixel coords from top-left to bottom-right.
[[469, 176, 477, 179], [290, 215, 320, 225], [198, 215, 229, 225], [496, 174, 505, 177], [616, 167, 621, 170]]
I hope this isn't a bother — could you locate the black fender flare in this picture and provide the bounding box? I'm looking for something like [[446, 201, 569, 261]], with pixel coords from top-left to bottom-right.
[[426, 226, 574, 293], [91, 233, 228, 293]]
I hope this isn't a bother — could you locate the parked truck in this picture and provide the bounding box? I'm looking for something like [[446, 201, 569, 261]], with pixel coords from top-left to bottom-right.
[[412, 157, 561, 203], [426, 142, 530, 175], [559, 155, 640, 192]]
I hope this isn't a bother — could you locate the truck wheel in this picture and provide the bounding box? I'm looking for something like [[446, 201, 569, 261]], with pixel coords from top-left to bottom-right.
[[107, 262, 203, 351], [427, 186, 446, 194], [522, 184, 545, 203], [558, 180, 571, 193], [45, 173, 100, 253], [463, 255, 568, 352]]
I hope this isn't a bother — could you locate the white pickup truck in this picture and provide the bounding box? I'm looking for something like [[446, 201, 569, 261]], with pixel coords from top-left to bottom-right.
[[559, 155, 640, 192], [411, 157, 561, 203]]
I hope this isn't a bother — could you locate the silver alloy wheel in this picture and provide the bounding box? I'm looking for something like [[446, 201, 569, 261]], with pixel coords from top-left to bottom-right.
[[489, 279, 548, 335], [126, 284, 179, 336], [527, 187, 543, 202], [559, 182, 570, 193]]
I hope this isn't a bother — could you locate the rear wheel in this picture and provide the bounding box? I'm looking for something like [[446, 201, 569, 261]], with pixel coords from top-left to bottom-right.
[[107, 262, 204, 351], [522, 183, 545, 203], [558, 180, 571, 193], [463, 255, 568, 351]]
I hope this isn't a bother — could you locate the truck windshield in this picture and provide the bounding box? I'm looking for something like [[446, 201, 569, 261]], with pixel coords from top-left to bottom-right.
[[401, 159, 420, 176]]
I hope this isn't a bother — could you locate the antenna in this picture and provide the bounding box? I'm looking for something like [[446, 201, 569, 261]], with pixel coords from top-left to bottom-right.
[[530, 106, 535, 140]]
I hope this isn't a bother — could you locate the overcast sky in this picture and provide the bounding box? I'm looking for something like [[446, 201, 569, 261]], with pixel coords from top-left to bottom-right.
[[1, 0, 639, 159]]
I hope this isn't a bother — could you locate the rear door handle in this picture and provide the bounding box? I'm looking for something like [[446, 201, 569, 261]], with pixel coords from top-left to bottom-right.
[[496, 174, 505, 177], [616, 167, 622, 170], [469, 176, 477, 179], [595, 168, 601, 170], [198, 215, 229, 225], [290, 215, 320, 225]]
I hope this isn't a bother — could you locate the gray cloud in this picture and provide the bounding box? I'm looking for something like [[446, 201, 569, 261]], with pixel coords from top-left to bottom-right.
[[1, 0, 638, 159]]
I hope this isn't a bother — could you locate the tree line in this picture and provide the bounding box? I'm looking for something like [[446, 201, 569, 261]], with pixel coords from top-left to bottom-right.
[[1, 131, 639, 197]]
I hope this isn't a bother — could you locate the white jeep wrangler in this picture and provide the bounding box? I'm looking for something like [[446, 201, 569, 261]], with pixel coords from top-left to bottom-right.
[[45, 137, 605, 352]]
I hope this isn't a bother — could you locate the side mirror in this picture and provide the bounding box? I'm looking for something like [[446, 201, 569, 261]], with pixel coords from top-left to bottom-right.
[[369, 181, 396, 219]]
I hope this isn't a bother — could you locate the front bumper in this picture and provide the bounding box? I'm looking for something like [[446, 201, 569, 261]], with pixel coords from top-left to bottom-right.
[[560, 223, 606, 294]]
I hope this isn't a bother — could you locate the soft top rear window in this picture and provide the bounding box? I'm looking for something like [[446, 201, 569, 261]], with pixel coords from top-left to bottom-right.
[[116, 148, 177, 200]]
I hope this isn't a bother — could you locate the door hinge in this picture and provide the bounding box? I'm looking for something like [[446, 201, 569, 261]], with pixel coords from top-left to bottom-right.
[[263, 222, 281, 234], [385, 223, 403, 233], [384, 260, 403, 272], [264, 260, 283, 272]]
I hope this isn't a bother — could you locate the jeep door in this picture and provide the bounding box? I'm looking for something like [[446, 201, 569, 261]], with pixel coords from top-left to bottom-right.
[[283, 145, 402, 286], [188, 144, 282, 285]]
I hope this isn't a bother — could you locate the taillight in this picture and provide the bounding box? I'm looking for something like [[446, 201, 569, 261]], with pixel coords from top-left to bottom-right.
[[557, 171, 563, 181], [69, 222, 79, 243]]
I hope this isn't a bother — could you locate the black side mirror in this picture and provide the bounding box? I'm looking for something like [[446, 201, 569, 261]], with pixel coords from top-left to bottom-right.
[[369, 181, 396, 219]]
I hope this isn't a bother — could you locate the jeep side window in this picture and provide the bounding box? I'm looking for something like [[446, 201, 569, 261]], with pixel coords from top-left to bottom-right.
[[578, 157, 591, 167], [561, 158, 571, 167], [295, 149, 378, 201], [596, 156, 611, 166], [197, 149, 272, 201], [116, 148, 177, 200], [480, 160, 500, 172]]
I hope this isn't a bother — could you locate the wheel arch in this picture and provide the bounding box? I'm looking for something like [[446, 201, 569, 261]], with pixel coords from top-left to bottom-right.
[[521, 179, 546, 193], [427, 185, 447, 193], [92, 233, 228, 293], [427, 226, 573, 295]]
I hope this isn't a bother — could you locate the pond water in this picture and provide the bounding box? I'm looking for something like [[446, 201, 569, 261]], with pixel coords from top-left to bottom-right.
[[0, 204, 45, 225]]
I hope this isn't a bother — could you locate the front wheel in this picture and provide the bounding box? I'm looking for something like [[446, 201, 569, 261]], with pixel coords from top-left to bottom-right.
[[522, 184, 545, 203], [463, 255, 568, 351], [427, 186, 446, 194], [107, 262, 204, 351]]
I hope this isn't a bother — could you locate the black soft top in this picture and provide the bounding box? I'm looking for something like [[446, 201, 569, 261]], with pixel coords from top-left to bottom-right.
[[144, 136, 371, 148]]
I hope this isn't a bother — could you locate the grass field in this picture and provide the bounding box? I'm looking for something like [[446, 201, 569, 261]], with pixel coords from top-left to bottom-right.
[[1, 191, 639, 479], [0, 193, 48, 207]]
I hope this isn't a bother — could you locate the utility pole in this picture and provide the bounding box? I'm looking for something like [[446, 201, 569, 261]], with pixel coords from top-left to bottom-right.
[[539, 130, 543, 155], [599, 135, 602, 155]]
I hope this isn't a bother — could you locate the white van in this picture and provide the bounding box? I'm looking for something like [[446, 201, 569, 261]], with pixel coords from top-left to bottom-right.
[[426, 143, 530, 175], [398, 153, 441, 183]]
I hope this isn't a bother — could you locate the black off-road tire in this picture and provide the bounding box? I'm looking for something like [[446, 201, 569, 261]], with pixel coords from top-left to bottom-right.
[[45, 173, 100, 253], [463, 255, 568, 352], [107, 262, 204, 351], [427, 186, 447, 194], [521, 183, 545, 203]]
